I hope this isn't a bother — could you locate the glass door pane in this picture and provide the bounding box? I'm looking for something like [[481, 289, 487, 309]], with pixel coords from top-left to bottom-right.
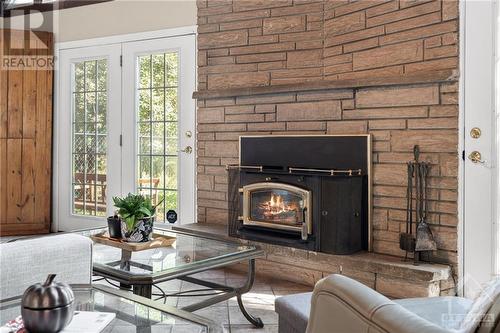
[[136, 52, 179, 221], [72, 59, 108, 217]]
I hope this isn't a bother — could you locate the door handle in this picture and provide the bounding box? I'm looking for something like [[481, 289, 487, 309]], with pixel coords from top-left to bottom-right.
[[180, 146, 193, 154], [468, 151, 485, 164]]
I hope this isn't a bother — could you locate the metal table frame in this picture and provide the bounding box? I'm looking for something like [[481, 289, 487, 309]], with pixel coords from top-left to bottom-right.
[[91, 228, 265, 328], [0, 284, 222, 333]]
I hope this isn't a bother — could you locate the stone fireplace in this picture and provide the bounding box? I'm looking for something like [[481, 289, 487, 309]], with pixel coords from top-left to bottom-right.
[[192, 0, 460, 298]]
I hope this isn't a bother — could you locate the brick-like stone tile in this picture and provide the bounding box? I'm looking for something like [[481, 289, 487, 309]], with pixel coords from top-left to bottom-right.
[[277, 100, 341, 121], [353, 40, 424, 71], [263, 15, 306, 35]]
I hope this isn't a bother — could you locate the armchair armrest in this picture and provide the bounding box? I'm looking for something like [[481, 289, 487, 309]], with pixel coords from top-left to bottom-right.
[[306, 274, 450, 333]]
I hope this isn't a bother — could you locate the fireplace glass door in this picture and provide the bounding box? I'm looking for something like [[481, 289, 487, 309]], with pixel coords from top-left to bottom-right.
[[241, 183, 312, 234]]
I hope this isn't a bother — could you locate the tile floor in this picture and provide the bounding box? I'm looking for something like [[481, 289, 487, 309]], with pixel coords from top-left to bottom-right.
[[142, 268, 312, 332]]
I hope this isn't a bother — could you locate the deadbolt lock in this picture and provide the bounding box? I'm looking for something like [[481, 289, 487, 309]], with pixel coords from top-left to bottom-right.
[[181, 146, 193, 154], [185, 130, 193, 138], [468, 151, 484, 164], [470, 127, 482, 139]]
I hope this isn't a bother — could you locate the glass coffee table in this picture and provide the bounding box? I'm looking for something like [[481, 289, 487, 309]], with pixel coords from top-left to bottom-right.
[[0, 284, 221, 332], [83, 227, 265, 328]]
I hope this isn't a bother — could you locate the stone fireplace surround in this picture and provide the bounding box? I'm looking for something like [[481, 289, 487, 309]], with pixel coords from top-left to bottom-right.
[[189, 0, 460, 298]]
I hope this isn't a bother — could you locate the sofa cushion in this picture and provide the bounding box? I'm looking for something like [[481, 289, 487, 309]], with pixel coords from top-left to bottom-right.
[[275, 292, 312, 333], [395, 296, 473, 330], [0, 234, 93, 300]]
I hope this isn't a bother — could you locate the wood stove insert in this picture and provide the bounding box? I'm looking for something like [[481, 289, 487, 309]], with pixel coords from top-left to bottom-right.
[[241, 182, 312, 239], [228, 135, 372, 255]]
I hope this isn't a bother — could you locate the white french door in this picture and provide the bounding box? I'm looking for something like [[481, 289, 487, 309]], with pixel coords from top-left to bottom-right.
[[57, 44, 122, 230], [55, 34, 196, 231], [121, 36, 196, 227]]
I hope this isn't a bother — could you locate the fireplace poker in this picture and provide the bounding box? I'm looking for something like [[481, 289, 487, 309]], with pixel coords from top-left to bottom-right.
[[400, 147, 418, 257], [415, 162, 437, 252]]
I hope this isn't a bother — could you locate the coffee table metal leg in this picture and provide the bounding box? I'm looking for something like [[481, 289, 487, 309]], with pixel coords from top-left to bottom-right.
[[235, 259, 263, 328], [236, 294, 264, 328], [177, 258, 264, 328], [133, 284, 152, 298]]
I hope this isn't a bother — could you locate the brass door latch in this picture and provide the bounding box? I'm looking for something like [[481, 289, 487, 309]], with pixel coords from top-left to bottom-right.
[[468, 151, 485, 164], [181, 146, 193, 154]]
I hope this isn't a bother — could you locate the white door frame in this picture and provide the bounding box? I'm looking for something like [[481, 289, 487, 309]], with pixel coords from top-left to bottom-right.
[[461, 0, 499, 297], [53, 26, 197, 231]]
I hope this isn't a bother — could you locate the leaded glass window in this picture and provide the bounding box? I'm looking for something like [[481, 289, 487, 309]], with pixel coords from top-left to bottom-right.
[[136, 52, 179, 221], [72, 59, 107, 216]]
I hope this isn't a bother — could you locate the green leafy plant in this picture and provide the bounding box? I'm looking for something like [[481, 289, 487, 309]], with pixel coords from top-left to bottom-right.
[[112, 193, 163, 232]]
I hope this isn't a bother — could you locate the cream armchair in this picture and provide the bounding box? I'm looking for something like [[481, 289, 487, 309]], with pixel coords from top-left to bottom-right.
[[275, 274, 500, 333]]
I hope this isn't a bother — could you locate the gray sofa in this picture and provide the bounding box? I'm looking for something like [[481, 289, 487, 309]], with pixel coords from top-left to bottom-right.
[[0, 234, 93, 300], [276, 274, 500, 333]]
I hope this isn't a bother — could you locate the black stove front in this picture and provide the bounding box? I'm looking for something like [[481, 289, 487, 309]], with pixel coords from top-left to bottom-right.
[[228, 135, 371, 255]]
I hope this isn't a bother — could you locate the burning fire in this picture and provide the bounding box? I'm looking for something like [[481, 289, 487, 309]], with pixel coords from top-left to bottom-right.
[[268, 194, 287, 215], [256, 192, 301, 224]]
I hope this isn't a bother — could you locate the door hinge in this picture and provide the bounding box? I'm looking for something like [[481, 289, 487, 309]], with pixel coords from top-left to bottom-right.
[[120, 55, 123, 67], [119, 134, 123, 146], [462, 150, 465, 161]]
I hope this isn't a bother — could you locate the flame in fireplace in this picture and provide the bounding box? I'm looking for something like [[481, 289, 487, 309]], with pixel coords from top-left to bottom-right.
[[261, 193, 300, 218], [253, 190, 303, 225], [268, 194, 286, 213]]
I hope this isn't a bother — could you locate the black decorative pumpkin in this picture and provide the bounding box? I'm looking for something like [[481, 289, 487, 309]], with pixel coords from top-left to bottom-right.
[[21, 274, 75, 333]]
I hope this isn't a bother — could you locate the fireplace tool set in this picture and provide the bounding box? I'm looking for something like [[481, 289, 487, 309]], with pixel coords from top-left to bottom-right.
[[400, 145, 437, 264]]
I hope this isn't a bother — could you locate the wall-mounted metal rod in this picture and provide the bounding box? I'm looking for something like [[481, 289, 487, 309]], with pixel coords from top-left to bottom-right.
[[288, 167, 362, 176], [226, 164, 263, 172]]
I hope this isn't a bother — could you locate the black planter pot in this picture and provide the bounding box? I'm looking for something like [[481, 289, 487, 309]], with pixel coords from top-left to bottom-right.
[[107, 216, 122, 239]]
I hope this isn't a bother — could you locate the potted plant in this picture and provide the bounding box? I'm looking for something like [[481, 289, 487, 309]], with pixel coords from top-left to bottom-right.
[[112, 193, 163, 242]]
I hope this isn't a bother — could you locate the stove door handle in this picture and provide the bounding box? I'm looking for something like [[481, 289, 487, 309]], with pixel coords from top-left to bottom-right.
[[301, 207, 308, 241]]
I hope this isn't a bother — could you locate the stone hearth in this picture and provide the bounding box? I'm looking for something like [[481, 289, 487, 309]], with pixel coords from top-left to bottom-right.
[[174, 223, 454, 298]]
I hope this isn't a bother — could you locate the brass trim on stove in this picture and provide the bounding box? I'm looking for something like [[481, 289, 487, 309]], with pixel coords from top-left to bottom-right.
[[288, 167, 362, 176], [240, 182, 313, 235], [226, 164, 263, 172]]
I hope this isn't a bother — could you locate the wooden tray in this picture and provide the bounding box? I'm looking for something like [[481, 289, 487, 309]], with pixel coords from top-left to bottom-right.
[[90, 232, 176, 252]]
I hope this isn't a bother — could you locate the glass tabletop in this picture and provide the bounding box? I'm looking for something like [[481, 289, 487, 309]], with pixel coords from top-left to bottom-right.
[[0, 285, 217, 332], [84, 227, 262, 279]]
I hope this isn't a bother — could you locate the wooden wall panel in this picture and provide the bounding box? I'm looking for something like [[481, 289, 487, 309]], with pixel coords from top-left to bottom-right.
[[0, 68, 7, 138], [0, 140, 7, 224], [22, 67, 37, 139], [6, 139, 22, 224], [21, 139, 36, 223], [7, 70, 23, 138], [0, 29, 53, 236]]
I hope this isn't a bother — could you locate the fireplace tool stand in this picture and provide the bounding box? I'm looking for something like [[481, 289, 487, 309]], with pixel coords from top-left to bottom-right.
[[400, 146, 437, 264]]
